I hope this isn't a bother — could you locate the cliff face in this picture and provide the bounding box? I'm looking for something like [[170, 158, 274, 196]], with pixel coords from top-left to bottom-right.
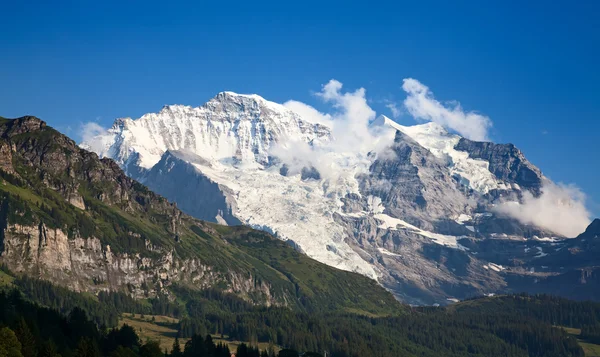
[[1, 222, 276, 302], [454, 138, 543, 195], [0, 116, 399, 315], [0, 116, 277, 302]]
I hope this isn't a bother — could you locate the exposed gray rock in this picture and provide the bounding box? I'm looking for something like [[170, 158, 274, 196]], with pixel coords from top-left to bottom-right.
[[454, 138, 543, 195], [361, 131, 475, 230], [300, 166, 321, 181], [142, 151, 241, 225]]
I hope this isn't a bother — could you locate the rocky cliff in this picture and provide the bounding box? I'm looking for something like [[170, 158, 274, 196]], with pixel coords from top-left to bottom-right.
[[79, 93, 598, 304], [0, 116, 399, 315]]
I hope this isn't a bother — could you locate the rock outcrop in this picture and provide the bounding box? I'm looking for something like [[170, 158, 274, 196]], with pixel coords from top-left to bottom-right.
[[454, 138, 543, 195], [0, 115, 399, 314]]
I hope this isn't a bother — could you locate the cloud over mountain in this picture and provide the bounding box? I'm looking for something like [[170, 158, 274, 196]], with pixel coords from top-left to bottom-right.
[[402, 78, 492, 141], [495, 181, 591, 237]]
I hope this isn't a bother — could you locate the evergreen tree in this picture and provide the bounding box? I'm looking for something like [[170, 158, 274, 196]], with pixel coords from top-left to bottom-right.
[[75, 337, 100, 357], [39, 340, 61, 357], [140, 341, 163, 357], [0, 327, 23, 357], [171, 336, 182, 357], [109, 346, 137, 357], [14, 318, 37, 357], [278, 349, 298, 357]]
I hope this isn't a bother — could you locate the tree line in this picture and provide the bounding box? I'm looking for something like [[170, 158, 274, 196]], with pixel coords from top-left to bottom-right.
[[5, 275, 600, 357]]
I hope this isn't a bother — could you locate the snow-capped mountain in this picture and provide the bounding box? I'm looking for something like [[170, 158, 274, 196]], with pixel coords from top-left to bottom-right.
[[82, 91, 593, 304]]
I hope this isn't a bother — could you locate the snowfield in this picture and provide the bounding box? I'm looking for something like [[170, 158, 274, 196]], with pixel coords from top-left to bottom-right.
[[80, 91, 554, 286]]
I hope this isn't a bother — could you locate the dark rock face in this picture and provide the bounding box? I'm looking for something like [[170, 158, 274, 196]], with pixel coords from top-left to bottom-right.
[[366, 134, 427, 213], [143, 151, 241, 225], [0, 141, 14, 174], [505, 267, 600, 301], [362, 131, 473, 229], [454, 138, 543, 195], [533, 219, 600, 269], [0, 116, 46, 137], [0, 116, 402, 313], [0, 117, 179, 216], [581, 218, 600, 238], [300, 166, 321, 180]]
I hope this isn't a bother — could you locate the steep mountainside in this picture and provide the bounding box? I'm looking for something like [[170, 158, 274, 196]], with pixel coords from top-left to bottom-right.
[[81, 94, 597, 304], [0, 116, 400, 315]]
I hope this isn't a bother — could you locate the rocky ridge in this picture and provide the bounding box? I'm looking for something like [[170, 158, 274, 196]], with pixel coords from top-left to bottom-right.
[[0, 116, 399, 315], [80, 93, 598, 304]]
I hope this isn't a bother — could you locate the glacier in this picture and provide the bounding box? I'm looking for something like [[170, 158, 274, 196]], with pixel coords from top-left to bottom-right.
[[82, 90, 583, 304]]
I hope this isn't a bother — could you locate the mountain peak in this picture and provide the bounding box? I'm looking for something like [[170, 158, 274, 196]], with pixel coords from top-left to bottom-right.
[[370, 115, 451, 139], [585, 219, 600, 236], [206, 91, 289, 114], [159, 104, 193, 114], [0, 116, 47, 137]]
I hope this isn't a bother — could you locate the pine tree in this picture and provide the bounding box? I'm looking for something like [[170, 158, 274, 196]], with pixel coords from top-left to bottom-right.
[[171, 336, 182, 357], [0, 327, 23, 357], [75, 337, 100, 357], [39, 340, 60, 357], [14, 318, 37, 357]]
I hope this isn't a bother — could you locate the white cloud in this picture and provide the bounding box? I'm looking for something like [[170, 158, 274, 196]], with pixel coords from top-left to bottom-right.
[[79, 122, 108, 153], [274, 79, 395, 182], [385, 102, 401, 118], [402, 78, 492, 141], [283, 100, 333, 127], [494, 181, 592, 237]]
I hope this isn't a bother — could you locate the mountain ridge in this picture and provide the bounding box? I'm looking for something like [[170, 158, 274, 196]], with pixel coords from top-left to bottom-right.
[[0, 115, 401, 315], [80, 92, 597, 304]]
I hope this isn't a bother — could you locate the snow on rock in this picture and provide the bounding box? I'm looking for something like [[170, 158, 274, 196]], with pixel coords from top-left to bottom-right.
[[534, 246, 548, 258], [456, 214, 472, 224], [81, 92, 331, 173], [374, 213, 468, 250], [80, 91, 557, 302], [483, 263, 505, 272], [378, 248, 402, 257], [182, 146, 379, 279], [378, 116, 509, 194], [532, 236, 563, 242]]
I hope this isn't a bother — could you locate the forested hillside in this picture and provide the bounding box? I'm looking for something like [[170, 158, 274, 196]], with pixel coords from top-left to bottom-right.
[[0, 116, 398, 316], [2, 271, 599, 357]]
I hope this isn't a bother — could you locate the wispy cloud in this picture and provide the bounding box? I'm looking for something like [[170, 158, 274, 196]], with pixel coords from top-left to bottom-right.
[[78, 122, 109, 153], [385, 101, 401, 118], [283, 100, 333, 127], [494, 181, 591, 237], [402, 78, 492, 141], [274, 79, 395, 181]]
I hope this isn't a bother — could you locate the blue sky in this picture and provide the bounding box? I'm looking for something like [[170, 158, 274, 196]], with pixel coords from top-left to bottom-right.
[[1, 1, 598, 216]]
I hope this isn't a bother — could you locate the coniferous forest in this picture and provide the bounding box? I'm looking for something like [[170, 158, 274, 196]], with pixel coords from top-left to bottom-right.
[[3, 271, 600, 357]]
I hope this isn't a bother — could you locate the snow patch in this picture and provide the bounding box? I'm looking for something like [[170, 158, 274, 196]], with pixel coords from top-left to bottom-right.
[[378, 248, 402, 257], [534, 246, 548, 258], [483, 263, 505, 272], [374, 213, 468, 250]]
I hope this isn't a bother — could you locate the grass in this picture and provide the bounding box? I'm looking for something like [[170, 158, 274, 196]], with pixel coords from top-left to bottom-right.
[[0, 117, 404, 317], [562, 327, 600, 357], [119, 314, 280, 354], [0, 179, 43, 205], [0, 270, 14, 287], [120, 314, 184, 352]]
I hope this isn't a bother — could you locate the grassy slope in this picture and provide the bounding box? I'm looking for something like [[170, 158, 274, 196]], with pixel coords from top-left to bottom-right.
[[563, 328, 600, 357], [0, 116, 402, 316], [119, 314, 280, 353], [215, 224, 398, 315], [0, 270, 14, 286]]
